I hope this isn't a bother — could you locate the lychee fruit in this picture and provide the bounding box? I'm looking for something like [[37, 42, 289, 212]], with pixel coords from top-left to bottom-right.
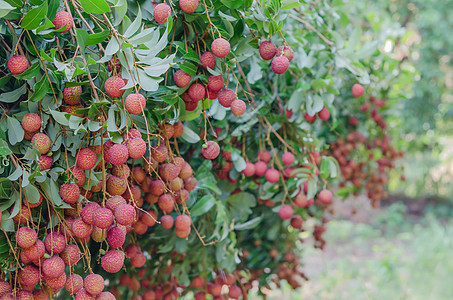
[[183, 177, 197, 191], [278, 205, 293, 220], [188, 83, 206, 102], [169, 177, 183, 191], [179, 162, 193, 179], [71, 217, 92, 239], [151, 145, 168, 163], [281, 152, 294, 166], [207, 89, 219, 100], [286, 109, 293, 118], [37, 155, 53, 170], [202, 141, 220, 160], [229, 286, 242, 299], [31, 133, 51, 154], [242, 162, 255, 177], [218, 89, 237, 108], [130, 251, 146, 268], [64, 104, 85, 117], [153, 3, 171, 23], [141, 210, 157, 227], [180, 0, 199, 13], [63, 86, 82, 105], [53, 11, 73, 33], [107, 226, 125, 248], [112, 164, 131, 179], [44, 232, 66, 254], [59, 183, 80, 204], [271, 56, 290, 74], [276, 46, 294, 62], [174, 215, 191, 231], [42, 256, 65, 279], [0, 281, 11, 296], [175, 227, 191, 238], [304, 113, 317, 123], [93, 208, 114, 229], [150, 180, 165, 196], [60, 244, 81, 266], [160, 215, 174, 229], [318, 189, 332, 204], [108, 144, 129, 165], [114, 203, 136, 226], [200, 52, 216, 69], [259, 41, 277, 60], [21, 113, 41, 132], [158, 194, 174, 213], [8, 55, 30, 75], [76, 148, 97, 170], [65, 274, 83, 294], [101, 250, 124, 273], [258, 150, 271, 163], [159, 122, 175, 138], [91, 226, 107, 243], [16, 227, 37, 249], [132, 166, 146, 183], [290, 215, 303, 229], [184, 99, 198, 111], [106, 195, 127, 213], [127, 137, 146, 159], [125, 93, 146, 115], [22, 239, 45, 261], [211, 38, 230, 58], [159, 163, 180, 181], [352, 83, 364, 98], [97, 292, 116, 300], [104, 76, 125, 98], [174, 70, 191, 87], [70, 166, 86, 187], [318, 107, 330, 120], [254, 161, 267, 177], [230, 99, 246, 117], [84, 274, 104, 296], [208, 75, 224, 92], [81, 202, 101, 225], [18, 265, 40, 286], [76, 288, 95, 300], [265, 168, 280, 183], [12, 205, 31, 225], [45, 272, 67, 290], [108, 56, 121, 73]]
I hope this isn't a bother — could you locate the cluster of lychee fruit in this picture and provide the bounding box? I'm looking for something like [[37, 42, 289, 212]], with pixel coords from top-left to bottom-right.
[[259, 41, 294, 75]]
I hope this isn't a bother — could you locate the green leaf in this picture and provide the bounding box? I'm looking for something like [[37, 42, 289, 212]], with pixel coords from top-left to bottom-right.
[[1, 211, 14, 232], [29, 75, 50, 102], [179, 125, 200, 144], [0, 139, 12, 156], [0, 74, 11, 89], [0, 0, 15, 18], [179, 62, 198, 76], [7, 165, 22, 181], [50, 109, 70, 126], [75, 28, 89, 54], [220, 0, 243, 9], [20, 1, 48, 30], [6, 117, 24, 146], [87, 30, 110, 45], [0, 85, 26, 103], [282, 0, 300, 10], [79, 0, 110, 14], [24, 184, 40, 204], [124, 5, 141, 38], [13, 62, 40, 80], [190, 195, 216, 217], [234, 216, 262, 230]]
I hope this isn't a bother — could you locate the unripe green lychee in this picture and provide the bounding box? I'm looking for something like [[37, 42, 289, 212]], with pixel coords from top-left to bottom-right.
[[200, 52, 216, 69], [218, 89, 237, 108], [271, 56, 290, 74], [174, 70, 191, 87], [21, 113, 41, 132], [153, 3, 171, 23], [8, 55, 30, 75], [230, 99, 246, 117], [104, 76, 125, 98], [125, 93, 146, 115], [63, 86, 82, 105], [76, 147, 97, 170], [31, 133, 51, 154], [259, 41, 277, 60], [52, 11, 73, 33], [211, 38, 231, 58]]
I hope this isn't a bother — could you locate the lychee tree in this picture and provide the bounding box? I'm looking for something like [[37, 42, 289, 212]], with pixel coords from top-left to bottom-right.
[[0, 0, 407, 299]]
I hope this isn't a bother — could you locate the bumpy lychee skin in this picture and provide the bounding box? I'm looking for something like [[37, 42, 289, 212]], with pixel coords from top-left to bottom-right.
[[304, 112, 317, 123], [76, 288, 95, 300], [21, 113, 41, 133], [112, 164, 130, 179], [151, 145, 168, 163], [93, 208, 114, 229], [107, 226, 125, 248], [141, 210, 157, 227], [64, 104, 85, 117], [63, 86, 82, 105], [158, 194, 175, 213], [318, 189, 333, 204], [31, 133, 51, 154], [127, 137, 146, 159], [180, 0, 199, 13], [104, 76, 125, 98], [161, 215, 174, 229], [71, 217, 92, 239], [60, 183, 80, 204], [101, 250, 124, 273], [173, 121, 184, 138], [0, 280, 11, 295], [207, 89, 219, 100], [318, 107, 330, 120], [106, 195, 127, 213], [188, 83, 206, 102], [207, 75, 224, 92], [23, 239, 45, 261], [271, 56, 290, 74], [16, 227, 37, 249], [169, 177, 183, 191], [290, 215, 303, 229], [108, 144, 129, 165], [37, 155, 53, 170], [97, 292, 116, 300], [12, 205, 31, 225], [282, 152, 295, 166], [81, 202, 101, 225], [65, 274, 83, 294], [202, 141, 220, 160], [150, 180, 165, 196], [265, 168, 280, 183], [44, 232, 66, 254], [276, 46, 294, 62], [42, 256, 65, 279], [211, 38, 231, 58], [91, 226, 107, 243], [218, 89, 237, 108], [159, 163, 180, 181], [154, 3, 171, 23], [183, 176, 197, 191], [179, 162, 193, 179], [174, 70, 191, 87], [352, 83, 364, 98], [254, 161, 267, 177], [45, 272, 67, 290], [125, 93, 146, 115], [242, 162, 256, 177], [174, 215, 191, 231], [8, 55, 30, 75], [108, 56, 121, 73], [231, 99, 246, 117], [84, 274, 104, 296], [61, 244, 81, 266], [53, 11, 73, 33], [259, 41, 277, 60], [130, 251, 146, 268], [278, 204, 293, 220], [107, 175, 128, 196], [19, 265, 40, 286], [76, 148, 97, 170], [115, 203, 136, 226], [258, 150, 271, 163], [200, 52, 216, 69]]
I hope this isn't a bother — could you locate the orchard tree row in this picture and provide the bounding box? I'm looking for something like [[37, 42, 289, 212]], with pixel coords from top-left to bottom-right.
[[0, 0, 405, 299]]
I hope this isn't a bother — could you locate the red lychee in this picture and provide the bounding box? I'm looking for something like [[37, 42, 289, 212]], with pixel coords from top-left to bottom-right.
[[44, 232, 66, 254], [8, 55, 30, 75], [12, 205, 31, 225], [112, 164, 131, 179], [150, 180, 165, 196], [130, 251, 146, 268], [16, 227, 37, 249], [37, 155, 52, 170], [278, 204, 293, 220], [81, 202, 101, 225], [70, 166, 86, 187], [318, 189, 332, 204], [271, 56, 290, 74], [174, 70, 191, 87], [71, 217, 92, 239], [104, 76, 125, 98], [93, 208, 114, 229], [229, 286, 242, 299], [259, 41, 277, 60], [211, 38, 231, 58], [231, 99, 246, 117], [218, 88, 237, 108], [108, 57, 121, 73], [173, 121, 184, 138], [141, 210, 157, 227], [107, 226, 126, 248], [65, 274, 83, 294], [258, 150, 271, 163], [179, 162, 193, 179], [84, 274, 104, 296], [76, 147, 97, 170], [188, 83, 206, 102], [180, 0, 199, 13], [265, 168, 280, 183], [160, 215, 174, 229], [18, 265, 40, 286], [159, 163, 180, 181], [106, 195, 127, 213], [207, 89, 219, 100], [60, 244, 81, 266], [304, 113, 317, 123], [290, 215, 303, 229], [23, 239, 45, 261], [125, 93, 146, 115], [202, 141, 220, 160], [60, 183, 80, 204], [158, 194, 174, 213], [352, 83, 364, 98], [114, 203, 136, 226], [276, 46, 294, 62], [200, 52, 216, 69], [183, 176, 197, 191], [45, 272, 67, 290], [254, 161, 267, 177], [132, 166, 146, 183], [207, 75, 224, 92], [175, 227, 191, 238], [107, 175, 128, 195], [318, 107, 330, 120], [184, 99, 198, 111], [64, 104, 85, 117], [91, 226, 107, 243], [108, 144, 129, 165], [281, 152, 294, 166], [63, 86, 82, 105], [97, 292, 116, 300], [42, 256, 65, 279], [21, 113, 41, 132], [127, 137, 146, 159], [76, 288, 95, 300], [153, 3, 171, 23], [174, 215, 191, 231], [159, 122, 175, 139], [151, 145, 168, 163], [169, 177, 183, 191], [53, 11, 73, 33], [101, 250, 124, 273], [31, 133, 51, 154], [242, 162, 255, 177]]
